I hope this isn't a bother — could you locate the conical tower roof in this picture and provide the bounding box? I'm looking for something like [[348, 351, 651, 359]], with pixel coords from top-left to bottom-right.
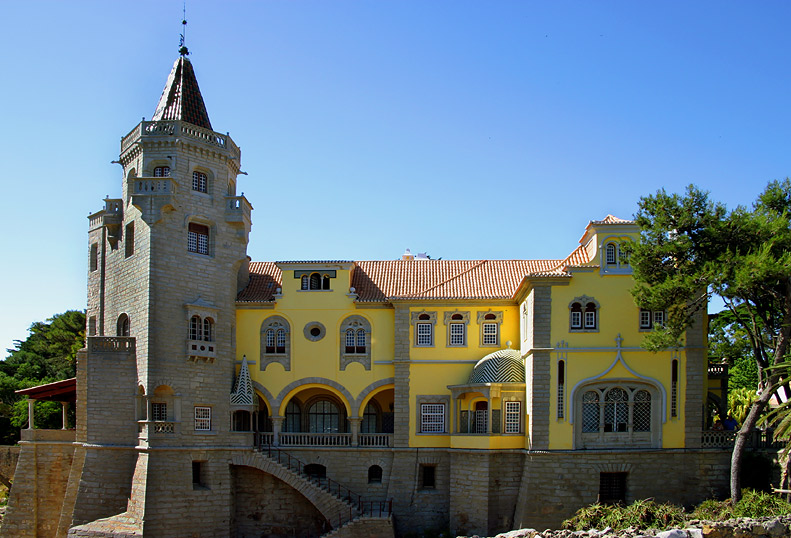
[[151, 56, 212, 130]]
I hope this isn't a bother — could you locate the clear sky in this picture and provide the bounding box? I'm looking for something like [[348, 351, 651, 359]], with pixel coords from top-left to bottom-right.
[[1, 1, 789, 355]]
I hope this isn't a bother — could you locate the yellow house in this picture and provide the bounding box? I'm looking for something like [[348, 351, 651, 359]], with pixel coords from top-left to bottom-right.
[[2, 52, 729, 538]]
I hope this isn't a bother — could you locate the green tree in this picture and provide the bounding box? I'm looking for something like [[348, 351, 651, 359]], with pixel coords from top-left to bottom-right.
[[0, 310, 85, 444], [627, 180, 791, 502], [709, 308, 759, 391]]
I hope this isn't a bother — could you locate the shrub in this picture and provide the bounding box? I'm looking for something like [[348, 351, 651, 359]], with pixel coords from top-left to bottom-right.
[[562, 499, 686, 531]]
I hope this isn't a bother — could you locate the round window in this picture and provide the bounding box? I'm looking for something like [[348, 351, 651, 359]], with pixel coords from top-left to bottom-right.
[[303, 322, 326, 342]]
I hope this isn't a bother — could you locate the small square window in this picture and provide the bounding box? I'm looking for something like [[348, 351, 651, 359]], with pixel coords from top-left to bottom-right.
[[419, 464, 436, 489], [599, 472, 627, 504]]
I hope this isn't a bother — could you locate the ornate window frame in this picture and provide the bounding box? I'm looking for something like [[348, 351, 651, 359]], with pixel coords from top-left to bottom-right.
[[476, 310, 503, 347], [569, 296, 600, 332], [443, 311, 470, 347], [339, 315, 371, 371], [186, 299, 219, 362], [260, 316, 291, 371], [416, 394, 450, 434], [575, 382, 659, 449], [410, 311, 437, 347]]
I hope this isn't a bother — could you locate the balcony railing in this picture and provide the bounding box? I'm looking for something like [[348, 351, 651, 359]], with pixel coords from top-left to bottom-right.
[[701, 428, 785, 449], [359, 433, 392, 447], [121, 120, 240, 158], [133, 177, 174, 195], [89, 337, 135, 353], [138, 421, 177, 436], [278, 433, 352, 447]]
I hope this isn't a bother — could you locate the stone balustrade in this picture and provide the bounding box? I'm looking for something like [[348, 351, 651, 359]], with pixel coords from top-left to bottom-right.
[[121, 120, 240, 158], [359, 433, 393, 447], [88, 336, 135, 353], [279, 433, 352, 447]]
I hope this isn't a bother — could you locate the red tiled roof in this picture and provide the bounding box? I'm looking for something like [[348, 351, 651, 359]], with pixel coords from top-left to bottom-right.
[[152, 57, 213, 130], [237, 262, 282, 302], [558, 244, 596, 269], [590, 214, 635, 225], [238, 259, 567, 302]]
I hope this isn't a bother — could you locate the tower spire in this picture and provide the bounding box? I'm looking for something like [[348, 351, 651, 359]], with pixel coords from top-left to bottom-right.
[[179, 2, 189, 56]]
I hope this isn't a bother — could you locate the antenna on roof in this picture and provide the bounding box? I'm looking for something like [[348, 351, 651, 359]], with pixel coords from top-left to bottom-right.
[[179, 2, 190, 56]]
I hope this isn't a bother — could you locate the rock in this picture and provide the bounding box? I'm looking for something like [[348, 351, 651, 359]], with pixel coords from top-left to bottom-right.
[[656, 529, 687, 538], [766, 518, 787, 538], [685, 528, 704, 538]]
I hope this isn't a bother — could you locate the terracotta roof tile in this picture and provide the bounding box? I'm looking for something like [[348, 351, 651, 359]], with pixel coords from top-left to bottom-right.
[[152, 57, 213, 130], [591, 214, 635, 225], [237, 262, 282, 302]]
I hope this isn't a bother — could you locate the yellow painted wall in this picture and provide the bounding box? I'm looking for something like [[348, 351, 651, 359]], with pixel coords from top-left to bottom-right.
[[236, 266, 395, 417]]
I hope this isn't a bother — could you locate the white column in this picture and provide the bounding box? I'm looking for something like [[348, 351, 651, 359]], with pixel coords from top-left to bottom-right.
[[62, 402, 69, 429], [27, 399, 35, 429]]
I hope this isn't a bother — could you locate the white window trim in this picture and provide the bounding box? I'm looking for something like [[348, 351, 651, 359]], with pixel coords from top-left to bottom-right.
[[194, 406, 212, 431]]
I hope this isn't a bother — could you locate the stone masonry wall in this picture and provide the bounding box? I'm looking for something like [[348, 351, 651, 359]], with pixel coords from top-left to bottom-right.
[[0, 432, 75, 538], [232, 465, 327, 538], [514, 450, 731, 531], [527, 285, 553, 450]]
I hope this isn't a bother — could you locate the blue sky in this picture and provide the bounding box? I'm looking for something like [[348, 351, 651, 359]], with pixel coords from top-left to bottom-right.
[[1, 1, 789, 354]]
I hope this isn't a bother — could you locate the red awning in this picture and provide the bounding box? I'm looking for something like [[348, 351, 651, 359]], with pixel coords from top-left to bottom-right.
[[16, 378, 76, 402]]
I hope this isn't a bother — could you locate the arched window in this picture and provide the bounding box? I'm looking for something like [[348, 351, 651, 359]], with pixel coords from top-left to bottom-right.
[[569, 296, 599, 332], [584, 302, 598, 329], [232, 410, 251, 431], [284, 401, 301, 432], [257, 397, 272, 432], [605, 243, 617, 265], [362, 401, 380, 433], [340, 315, 372, 370], [570, 303, 583, 329], [368, 465, 383, 484], [190, 315, 201, 340], [308, 399, 341, 433], [603, 388, 628, 432], [117, 314, 130, 337], [309, 273, 321, 290], [261, 316, 291, 370], [322, 274, 330, 289], [472, 401, 488, 433], [301, 275, 309, 290], [153, 166, 170, 177], [203, 317, 214, 342], [577, 384, 656, 448]]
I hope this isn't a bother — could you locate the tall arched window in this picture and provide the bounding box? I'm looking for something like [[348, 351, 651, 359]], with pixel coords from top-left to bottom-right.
[[284, 401, 301, 432], [190, 315, 201, 340], [308, 400, 341, 433], [117, 314, 130, 337], [340, 315, 372, 370], [261, 316, 291, 371], [362, 401, 380, 433], [301, 275, 309, 290], [202, 318, 214, 342], [309, 273, 321, 290]]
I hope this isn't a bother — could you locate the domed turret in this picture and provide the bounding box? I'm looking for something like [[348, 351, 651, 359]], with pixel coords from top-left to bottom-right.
[[468, 348, 525, 384]]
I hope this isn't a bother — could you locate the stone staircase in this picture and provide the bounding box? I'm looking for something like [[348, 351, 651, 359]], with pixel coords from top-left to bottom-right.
[[246, 445, 393, 536]]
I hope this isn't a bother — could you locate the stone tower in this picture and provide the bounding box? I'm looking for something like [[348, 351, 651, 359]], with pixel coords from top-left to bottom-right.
[[81, 52, 252, 536]]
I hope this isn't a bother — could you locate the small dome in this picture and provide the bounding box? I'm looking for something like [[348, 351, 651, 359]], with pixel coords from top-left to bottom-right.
[[468, 348, 525, 384]]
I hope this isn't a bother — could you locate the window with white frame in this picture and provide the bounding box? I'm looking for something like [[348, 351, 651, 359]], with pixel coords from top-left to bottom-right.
[[188, 223, 209, 255], [340, 315, 371, 370], [189, 315, 214, 341], [477, 311, 503, 347], [505, 401, 521, 433], [192, 171, 208, 193], [411, 311, 437, 347], [569, 296, 599, 332], [444, 311, 470, 347], [603, 241, 630, 272], [420, 403, 445, 433], [639, 309, 665, 330], [194, 406, 211, 431]]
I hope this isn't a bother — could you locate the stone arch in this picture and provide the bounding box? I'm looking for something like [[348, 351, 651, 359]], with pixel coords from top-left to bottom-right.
[[355, 378, 395, 417], [274, 378, 355, 416], [231, 452, 354, 526]]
